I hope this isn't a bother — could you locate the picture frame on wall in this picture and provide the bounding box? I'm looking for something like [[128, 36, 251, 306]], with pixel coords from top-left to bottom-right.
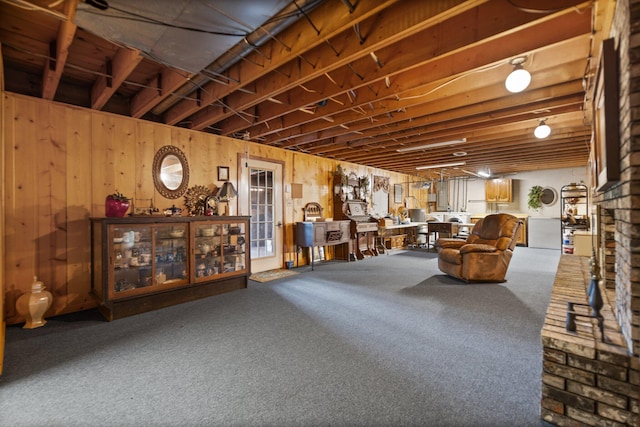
[[394, 184, 403, 204], [593, 38, 620, 191], [218, 166, 229, 181]]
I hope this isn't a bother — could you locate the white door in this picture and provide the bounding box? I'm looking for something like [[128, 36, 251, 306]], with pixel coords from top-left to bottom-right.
[[238, 158, 283, 273]]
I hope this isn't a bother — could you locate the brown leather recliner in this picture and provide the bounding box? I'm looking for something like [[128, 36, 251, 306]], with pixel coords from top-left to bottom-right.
[[434, 213, 522, 283]]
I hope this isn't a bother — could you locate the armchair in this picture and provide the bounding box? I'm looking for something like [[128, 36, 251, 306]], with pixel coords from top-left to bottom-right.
[[434, 213, 522, 282]]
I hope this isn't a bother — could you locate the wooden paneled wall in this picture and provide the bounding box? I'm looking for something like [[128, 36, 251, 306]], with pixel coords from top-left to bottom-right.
[[2, 92, 414, 324]]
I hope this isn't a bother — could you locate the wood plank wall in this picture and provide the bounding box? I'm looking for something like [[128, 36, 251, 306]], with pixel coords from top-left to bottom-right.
[[2, 92, 417, 325]]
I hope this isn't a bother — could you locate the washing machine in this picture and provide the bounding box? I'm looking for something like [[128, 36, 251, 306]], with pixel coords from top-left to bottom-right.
[[444, 212, 471, 223], [431, 212, 471, 223]]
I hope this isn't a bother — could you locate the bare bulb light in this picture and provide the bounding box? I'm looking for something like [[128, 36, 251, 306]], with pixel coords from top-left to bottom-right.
[[534, 121, 551, 139], [505, 66, 531, 93], [505, 57, 531, 93]]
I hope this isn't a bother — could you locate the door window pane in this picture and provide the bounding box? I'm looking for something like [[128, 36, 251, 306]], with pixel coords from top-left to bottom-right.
[[250, 168, 275, 259]]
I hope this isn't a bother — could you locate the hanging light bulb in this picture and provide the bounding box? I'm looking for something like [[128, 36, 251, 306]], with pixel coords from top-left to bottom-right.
[[505, 57, 531, 93], [534, 120, 551, 139]]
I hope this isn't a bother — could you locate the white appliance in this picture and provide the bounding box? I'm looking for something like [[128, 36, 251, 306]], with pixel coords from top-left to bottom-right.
[[430, 211, 471, 223], [528, 217, 561, 249]]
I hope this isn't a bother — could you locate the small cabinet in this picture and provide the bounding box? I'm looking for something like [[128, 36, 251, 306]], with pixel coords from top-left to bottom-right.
[[91, 216, 250, 320], [485, 178, 512, 202]]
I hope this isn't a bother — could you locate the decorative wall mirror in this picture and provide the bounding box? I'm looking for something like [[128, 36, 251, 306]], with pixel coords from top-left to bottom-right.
[[153, 145, 190, 199], [540, 187, 558, 206]]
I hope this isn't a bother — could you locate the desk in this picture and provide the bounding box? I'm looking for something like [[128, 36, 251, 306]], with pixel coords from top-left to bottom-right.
[[378, 222, 427, 249], [377, 222, 476, 250]]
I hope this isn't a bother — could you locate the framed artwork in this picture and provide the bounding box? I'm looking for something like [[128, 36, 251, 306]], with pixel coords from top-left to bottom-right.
[[593, 38, 620, 191], [218, 166, 229, 181], [394, 184, 403, 204]]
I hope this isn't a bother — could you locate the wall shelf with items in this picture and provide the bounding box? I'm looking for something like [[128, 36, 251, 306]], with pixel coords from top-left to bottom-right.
[[560, 183, 589, 253], [91, 216, 250, 320]]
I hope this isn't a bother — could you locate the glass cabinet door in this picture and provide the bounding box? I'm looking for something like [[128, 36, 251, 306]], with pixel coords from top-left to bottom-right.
[[222, 222, 246, 273], [154, 224, 189, 285], [193, 221, 247, 281], [111, 225, 154, 295], [194, 223, 223, 281], [109, 223, 189, 298]]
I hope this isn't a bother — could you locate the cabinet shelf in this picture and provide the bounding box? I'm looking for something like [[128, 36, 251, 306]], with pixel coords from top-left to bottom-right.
[[91, 216, 250, 320]]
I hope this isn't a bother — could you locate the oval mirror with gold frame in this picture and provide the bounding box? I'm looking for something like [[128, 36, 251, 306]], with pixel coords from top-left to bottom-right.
[[153, 145, 190, 199]]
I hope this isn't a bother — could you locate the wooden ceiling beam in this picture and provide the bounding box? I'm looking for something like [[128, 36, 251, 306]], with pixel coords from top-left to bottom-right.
[[188, 0, 492, 132], [285, 81, 585, 152], [130, 67, 193, 118], [290, 72, 585, 149], [214, 2, 592, 137], [41, 0, 77, 100], [326, 133, 590, 167], [243, 30, 591, 145], [91, 47, 142, 110], [343, 95, 584, 150], [343, 136, 591, 169], [162, 0, 408, 125], [322, 112, 589, 161]]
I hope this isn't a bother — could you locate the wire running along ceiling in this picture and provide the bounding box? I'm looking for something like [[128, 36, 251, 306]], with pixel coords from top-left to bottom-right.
[[74, 0, 291, 73]]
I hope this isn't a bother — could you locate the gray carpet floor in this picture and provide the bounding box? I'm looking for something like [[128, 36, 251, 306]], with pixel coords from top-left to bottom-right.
[[1, 247, 559, 427]]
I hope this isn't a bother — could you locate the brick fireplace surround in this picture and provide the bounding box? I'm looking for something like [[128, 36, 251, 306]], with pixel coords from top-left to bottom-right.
[[541, 256, 638, 426], [540, 1, 640, 425]]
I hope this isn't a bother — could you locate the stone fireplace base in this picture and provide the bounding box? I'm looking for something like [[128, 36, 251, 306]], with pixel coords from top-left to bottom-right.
[[541, 255, 638, 426]]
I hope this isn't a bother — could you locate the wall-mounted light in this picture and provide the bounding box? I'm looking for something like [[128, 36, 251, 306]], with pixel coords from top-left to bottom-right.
[[505, 57, 531, 93], [534, 120, 551, 139], [416, 161, 466, 170], [396, 138, 466, 152]]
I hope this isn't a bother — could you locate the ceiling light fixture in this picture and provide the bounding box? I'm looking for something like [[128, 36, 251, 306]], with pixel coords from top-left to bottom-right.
[[478, 169, 491, 178], [396, 138, 467, 152], [534, 120, 551, 139], [505, 57, 531, 93], [416, 161, 466, 170]]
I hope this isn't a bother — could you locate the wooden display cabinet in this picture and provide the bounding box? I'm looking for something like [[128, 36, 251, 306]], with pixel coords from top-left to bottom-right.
[[91, 216, 250, 320]]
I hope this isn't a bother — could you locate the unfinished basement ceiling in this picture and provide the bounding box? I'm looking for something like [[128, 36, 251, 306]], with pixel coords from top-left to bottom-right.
[[0, 0, 616, 180], [74, 0, 295, 74]]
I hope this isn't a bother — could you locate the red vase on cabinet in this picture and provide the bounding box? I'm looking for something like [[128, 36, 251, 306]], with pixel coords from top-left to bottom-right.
[[105, 196, 130, 217]]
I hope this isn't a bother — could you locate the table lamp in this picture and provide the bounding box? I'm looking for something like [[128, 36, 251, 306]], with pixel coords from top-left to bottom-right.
[[216, 182, 238, 215]]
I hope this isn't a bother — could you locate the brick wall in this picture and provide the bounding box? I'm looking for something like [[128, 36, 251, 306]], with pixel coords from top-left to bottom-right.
[[541, 256, 639, 426], [595, 0, 640, 362]]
